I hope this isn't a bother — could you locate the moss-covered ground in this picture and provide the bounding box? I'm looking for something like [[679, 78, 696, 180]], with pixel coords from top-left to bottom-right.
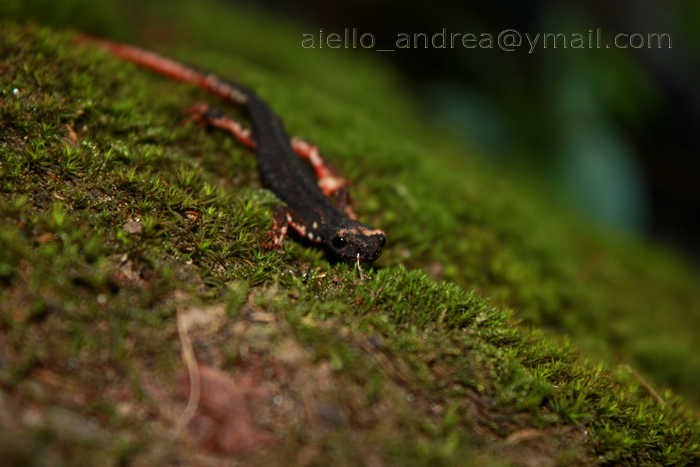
[[1, 2, 700, 465]]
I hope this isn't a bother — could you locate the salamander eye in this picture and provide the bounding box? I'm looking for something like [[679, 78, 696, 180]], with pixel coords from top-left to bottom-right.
[[379, 237, 386, 248], [331, 236, 347, 249]]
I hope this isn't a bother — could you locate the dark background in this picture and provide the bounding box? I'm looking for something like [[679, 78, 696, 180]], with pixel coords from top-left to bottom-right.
[[239, 0, 700, 263]]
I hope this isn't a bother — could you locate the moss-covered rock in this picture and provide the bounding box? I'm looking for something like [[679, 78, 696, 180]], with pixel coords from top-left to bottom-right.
[[1, 6, 699, 466]]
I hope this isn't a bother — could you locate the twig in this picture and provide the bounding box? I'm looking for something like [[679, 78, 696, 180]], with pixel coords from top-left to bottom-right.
[[175, 307, 201, 433], [356, 253, 364, 281], [631, 367, 665, 406]]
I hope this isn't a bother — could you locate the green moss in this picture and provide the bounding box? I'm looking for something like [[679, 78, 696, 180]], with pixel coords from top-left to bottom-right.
[[1, 7, 700, 467]]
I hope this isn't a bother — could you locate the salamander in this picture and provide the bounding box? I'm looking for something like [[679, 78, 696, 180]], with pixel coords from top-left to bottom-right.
[[77, 35, 386, 262]]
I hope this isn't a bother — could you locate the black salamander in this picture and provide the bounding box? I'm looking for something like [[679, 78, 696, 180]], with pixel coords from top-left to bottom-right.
[[77, 35, 385, 262]]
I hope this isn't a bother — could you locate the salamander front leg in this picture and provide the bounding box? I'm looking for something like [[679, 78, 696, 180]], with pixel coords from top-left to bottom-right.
[[291, 138, 358, 219], [184, 104, 255, 149], [333, 186, 357, 220], [262, 205, 317, 250]]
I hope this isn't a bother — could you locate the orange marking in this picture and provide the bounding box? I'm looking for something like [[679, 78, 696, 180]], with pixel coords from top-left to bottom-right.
[[291, 138, 351, 198]]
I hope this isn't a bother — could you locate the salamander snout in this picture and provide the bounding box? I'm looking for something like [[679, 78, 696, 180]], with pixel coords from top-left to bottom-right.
[[327, 226, 386, 263]]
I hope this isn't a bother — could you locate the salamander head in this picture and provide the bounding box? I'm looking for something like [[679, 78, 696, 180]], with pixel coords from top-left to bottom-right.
[[325, 223, 386, 262]]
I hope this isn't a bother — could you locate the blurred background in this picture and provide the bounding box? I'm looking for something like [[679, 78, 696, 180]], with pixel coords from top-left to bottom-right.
[[240, 0, 700, 263], [2, 0, 699, 262]]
